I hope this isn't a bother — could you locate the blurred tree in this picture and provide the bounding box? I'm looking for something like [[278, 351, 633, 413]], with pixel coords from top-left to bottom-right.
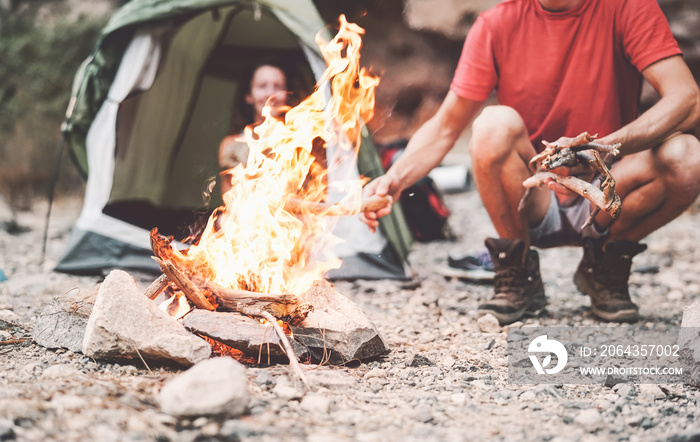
[[0, 1, 106, 217]]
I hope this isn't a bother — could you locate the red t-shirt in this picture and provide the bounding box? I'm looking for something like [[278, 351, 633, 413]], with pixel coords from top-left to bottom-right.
[[450, 0, 681, 151]]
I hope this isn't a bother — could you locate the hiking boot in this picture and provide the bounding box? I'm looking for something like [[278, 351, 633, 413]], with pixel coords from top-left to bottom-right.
[[574, 238, 647, 322], [477, 238, 546, 325]]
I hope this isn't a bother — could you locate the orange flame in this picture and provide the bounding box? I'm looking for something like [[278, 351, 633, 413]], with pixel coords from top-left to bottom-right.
[[170, 16, 378, 295]]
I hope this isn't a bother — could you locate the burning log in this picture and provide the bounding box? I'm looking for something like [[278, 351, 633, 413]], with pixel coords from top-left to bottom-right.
[[149, 229, 313, 323], [196, 279, 313, 325], [144, 274, 169, 300], [153, 257, 217, 311], [284, 194, 392, 216]]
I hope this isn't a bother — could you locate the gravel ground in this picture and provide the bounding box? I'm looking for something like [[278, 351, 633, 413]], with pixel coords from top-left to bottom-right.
[[1, 191, 699, 442]]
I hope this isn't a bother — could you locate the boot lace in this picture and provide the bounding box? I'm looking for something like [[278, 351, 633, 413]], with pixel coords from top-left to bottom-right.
[[493, 267, 526, 298], [595, 259, 632, 298]]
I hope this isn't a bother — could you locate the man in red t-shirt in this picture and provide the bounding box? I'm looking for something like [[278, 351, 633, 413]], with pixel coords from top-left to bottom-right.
[[362, 0, 700, 324]]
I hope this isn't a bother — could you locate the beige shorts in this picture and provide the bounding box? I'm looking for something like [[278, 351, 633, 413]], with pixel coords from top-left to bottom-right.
[[528, 182, 608, 248]]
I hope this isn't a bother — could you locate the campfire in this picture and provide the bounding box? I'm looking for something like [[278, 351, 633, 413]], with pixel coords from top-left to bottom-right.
[[140, 16, 390, 374]]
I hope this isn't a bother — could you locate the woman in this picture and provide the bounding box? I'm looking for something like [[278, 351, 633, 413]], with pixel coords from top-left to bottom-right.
[[219, 61, 290, 193]]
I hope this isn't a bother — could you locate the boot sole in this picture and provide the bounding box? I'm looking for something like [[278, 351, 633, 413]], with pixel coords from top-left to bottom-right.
[[573, 272, 640, 322], [476, 307, 529, 326], [590, 305, 639, 322], [477, 294, 547, 325]]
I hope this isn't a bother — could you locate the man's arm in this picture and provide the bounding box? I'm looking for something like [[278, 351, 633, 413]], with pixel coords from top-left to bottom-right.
[[361, 91, 484, 230], [598, 55, 700, 154]]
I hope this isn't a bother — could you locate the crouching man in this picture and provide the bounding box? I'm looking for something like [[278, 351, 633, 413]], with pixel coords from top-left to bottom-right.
[[361, 0, 700, 324]]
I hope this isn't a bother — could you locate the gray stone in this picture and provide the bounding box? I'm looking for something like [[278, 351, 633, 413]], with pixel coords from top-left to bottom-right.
[[667, 428, 700, 442], [291, 280, 389, 364], [82, 270, 211, 366], [253, 370, 276, 387], [158, 357, 248, 417], [305, 369, 358, 390], [0, 418, 14, 440], [33, 292, 94, 353], [183, 309, 303, 359], [678, 301, 700, 384]]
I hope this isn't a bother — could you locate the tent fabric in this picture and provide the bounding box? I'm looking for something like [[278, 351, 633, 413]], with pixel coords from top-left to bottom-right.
[[56, 0, 413, 279]]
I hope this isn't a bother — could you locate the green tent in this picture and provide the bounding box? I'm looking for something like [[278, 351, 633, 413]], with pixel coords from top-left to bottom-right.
[[56, 0, 413, 279]]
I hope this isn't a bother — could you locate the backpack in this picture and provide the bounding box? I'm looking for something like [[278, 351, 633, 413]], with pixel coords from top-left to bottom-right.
[[378, 140, 454, 242]]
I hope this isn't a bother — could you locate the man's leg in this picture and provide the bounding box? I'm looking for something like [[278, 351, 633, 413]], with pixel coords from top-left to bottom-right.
[[597, 134, 700, 239], [576, 134, 700, 321], [469, 106, 551, 324], [469, 106, 551, 243]]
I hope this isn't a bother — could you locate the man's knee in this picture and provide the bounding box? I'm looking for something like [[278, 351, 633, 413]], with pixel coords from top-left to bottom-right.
[[469, 105, 528, 164], [655, 134, 700, 195]]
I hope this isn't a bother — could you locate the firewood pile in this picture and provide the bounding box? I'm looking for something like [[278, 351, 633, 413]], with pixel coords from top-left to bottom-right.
[[144, 228, 388, 372], [519, 132, 622, 228]]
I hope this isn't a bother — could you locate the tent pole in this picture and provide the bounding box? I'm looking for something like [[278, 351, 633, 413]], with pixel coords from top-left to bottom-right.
[[40, 132, 67, 266]]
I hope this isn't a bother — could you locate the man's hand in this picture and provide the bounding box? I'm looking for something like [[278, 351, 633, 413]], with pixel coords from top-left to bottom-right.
[[537, 136, 597, 203], [359, 174, 402, 232]]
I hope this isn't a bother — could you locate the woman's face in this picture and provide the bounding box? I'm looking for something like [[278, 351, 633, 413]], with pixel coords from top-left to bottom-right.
[[245, 65, 287, 121]]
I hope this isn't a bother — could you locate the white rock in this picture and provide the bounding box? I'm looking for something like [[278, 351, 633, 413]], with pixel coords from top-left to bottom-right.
[[639, 384, 666, 400], [50, 395, 89, 414], [450, 393, 467, 406], [82, 270, 211, 366], [41, 364, 83, 380], [158, 357, 248, 417], [573, 409, 604, 432], [300, 394, 331, 414], [477, 314, 501, 333], [272, 383, 303, 401], [363, 368, 387, 379], [519, 390, 536, 401], [0, 309, 19, 323], [667, 289, 684, 301], [441, 356, 456, 368], [305, 370, 358, 390]]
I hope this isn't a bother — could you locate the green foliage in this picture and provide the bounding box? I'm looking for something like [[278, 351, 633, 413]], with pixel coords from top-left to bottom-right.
[[0, 8, 107, 211]]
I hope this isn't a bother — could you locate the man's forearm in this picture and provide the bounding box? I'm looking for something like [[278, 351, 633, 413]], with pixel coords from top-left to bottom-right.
[[601, 92, 700, 155], [386, 117, 461, 191], [599, 57, 700, 154]]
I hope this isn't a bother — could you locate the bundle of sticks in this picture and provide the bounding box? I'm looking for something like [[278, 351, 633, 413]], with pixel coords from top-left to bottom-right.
[[519, 132, 622, 228]]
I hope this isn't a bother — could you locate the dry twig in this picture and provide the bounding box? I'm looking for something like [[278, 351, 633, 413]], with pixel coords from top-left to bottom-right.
[[259, 311, 310, 390], [520, 132, 622, 228]]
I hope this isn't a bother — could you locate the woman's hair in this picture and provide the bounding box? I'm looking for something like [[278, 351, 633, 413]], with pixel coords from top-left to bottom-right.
[[228, 57, 293, 135]]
